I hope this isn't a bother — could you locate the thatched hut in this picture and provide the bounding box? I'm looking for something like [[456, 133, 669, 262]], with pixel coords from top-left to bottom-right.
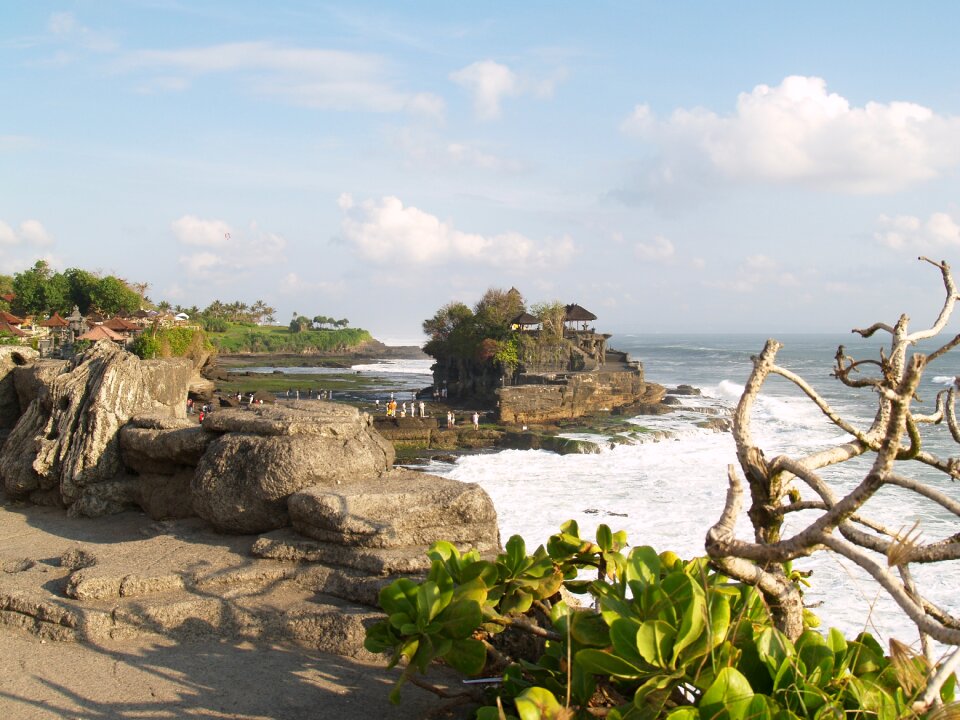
[[564, 303, 597, 332]]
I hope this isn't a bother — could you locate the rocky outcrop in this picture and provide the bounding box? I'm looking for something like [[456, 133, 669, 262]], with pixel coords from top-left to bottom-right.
[[288, 469, 499, 550], [497, 371, 664, 425], [0, 346, 38, 434], [0, 342, 191, 511], [191, 403, 394, 533]]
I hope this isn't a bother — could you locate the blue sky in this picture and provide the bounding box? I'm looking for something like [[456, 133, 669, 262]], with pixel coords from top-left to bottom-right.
[[3, 2, 960, 342]]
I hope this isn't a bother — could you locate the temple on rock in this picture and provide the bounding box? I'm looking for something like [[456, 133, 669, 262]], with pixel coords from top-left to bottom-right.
[[424, 290, 663, 424]]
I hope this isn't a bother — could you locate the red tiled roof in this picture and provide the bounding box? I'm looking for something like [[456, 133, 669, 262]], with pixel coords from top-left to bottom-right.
[[40, 311, 69, 328], [103, 316, 138, 332], [0, 321, 27, 337], [0, 310, 24, 325], [78, 325, 123, 341]]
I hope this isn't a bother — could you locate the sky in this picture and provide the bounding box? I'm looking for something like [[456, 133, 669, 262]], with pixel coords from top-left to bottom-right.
[[3, 2, 960, 343]]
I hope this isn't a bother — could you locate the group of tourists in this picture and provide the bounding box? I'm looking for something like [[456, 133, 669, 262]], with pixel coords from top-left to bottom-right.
[[382, 396, 426, 418]]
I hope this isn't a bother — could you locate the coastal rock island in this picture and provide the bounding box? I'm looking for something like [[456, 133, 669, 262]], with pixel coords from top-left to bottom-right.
[[423, 290, 664, 424]]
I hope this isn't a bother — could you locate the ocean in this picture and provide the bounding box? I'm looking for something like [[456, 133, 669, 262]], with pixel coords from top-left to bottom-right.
[[363, 333, 960, 650]]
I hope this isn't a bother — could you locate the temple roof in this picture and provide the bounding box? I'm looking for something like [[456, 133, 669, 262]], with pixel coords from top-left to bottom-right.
[[0, 321, 27, 337], [103, 316, 138, 331], [511, 312, 540, 326], [78, 325, 123, 341], [39, 311, 69, 328], [564, 304, 597, 322], [0, 310, 24, 325]]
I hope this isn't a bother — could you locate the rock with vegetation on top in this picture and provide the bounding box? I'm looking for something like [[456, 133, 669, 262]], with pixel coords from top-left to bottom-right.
[[191, 403, 395, 533]]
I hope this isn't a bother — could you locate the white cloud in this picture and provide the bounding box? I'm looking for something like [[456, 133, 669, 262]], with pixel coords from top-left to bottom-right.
[[279, 272, 347, 296], [172, 215, 232, 247], [47, 11, 116, 52], [634, 235, 675, 262], [450, 60, 520, 120], [18, 219, 52, 246], [121, 42, 441, 116], [0, 219, 53, 247], [707, 254, 800, 293], [875, 212, 960, 250], [172, 216, 287, 281], [622, 76, 960, 194], [0, 221, 16, 245], [338, 194, 575, 269]]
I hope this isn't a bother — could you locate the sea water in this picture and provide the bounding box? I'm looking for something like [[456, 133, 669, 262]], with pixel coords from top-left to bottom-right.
[[403, 333, 960, 648]]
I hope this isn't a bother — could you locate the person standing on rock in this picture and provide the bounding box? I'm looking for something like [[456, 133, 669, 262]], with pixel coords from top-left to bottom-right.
[[419, 400, 425, 418], [472, 411, 479, 430]]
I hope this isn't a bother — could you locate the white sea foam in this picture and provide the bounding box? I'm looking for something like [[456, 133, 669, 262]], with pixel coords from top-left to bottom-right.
[[350, 359, 433, 375], [428, 335, 960, 646]]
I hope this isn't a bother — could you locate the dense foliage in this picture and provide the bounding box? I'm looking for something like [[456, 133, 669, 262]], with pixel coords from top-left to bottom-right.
[[205, 324, 371, 354], [6, 261, 143, 317], [130, 326, 212, 361], [366, 522, 956, 719]]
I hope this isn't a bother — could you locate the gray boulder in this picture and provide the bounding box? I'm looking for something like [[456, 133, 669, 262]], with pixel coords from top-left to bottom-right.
[[288, 469, 500, 550], [191, 404, 394, 533]]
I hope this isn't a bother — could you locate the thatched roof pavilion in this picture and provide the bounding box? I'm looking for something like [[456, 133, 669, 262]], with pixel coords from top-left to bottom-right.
[[564, 304, 597, 322], [511, 312, 540, 329]]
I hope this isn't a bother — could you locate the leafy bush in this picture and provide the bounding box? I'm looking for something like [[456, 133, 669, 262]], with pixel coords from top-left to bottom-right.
[[365, 521, 956, 718], [130, 326, 212, 361]]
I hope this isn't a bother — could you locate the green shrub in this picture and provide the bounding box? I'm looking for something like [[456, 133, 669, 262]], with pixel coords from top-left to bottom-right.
[[130, 327, 212, 361], [365, 521, 956, 718]]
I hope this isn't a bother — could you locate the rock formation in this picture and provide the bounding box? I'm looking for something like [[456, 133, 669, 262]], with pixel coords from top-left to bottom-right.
[[191, 403, 394, 533], [0, 341, 495, 538], [1, 342, 191, 513]]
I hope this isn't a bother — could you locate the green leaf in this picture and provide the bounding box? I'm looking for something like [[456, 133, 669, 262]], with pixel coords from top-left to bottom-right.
[[755, 627, 794, 678], [435, 599, 483, 639], [453, 577, 489, 606], [672, 579, 707, 664], [416, 581, 449, 625], [700, 667, 755, 720], [610, 617, 648, 669], [637, 619, 676, 670], [597, 524, 613, 552], [514, 687, 565, 720], [445, 637, 487, 675], [505, 535, 527, 574], [379, 577, 419, 617], [570, 609, 611, 647], [796, 631, 834, 687], [666, 708, 700, 720], [626, 546, 661, 586], [575, 648, 645, 679], [363, 620, 398, 653]]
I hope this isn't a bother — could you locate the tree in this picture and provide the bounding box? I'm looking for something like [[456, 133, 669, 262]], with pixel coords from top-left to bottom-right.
[[531, 301, 566, 343], [11, 260, 51, 315], [64, 268, 99, 313], [474, 287, 525, 330], [89, 276, 141, 314], [0, 274, 13, 311], [289, 315, 312, 333], [706, 256, 960, 710]]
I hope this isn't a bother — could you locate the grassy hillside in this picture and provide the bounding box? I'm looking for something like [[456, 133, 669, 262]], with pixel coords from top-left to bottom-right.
[[206, 324, 373, 354]]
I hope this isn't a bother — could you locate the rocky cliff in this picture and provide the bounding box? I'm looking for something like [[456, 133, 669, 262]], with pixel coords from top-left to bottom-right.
[[497, 370, 665, 424]]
